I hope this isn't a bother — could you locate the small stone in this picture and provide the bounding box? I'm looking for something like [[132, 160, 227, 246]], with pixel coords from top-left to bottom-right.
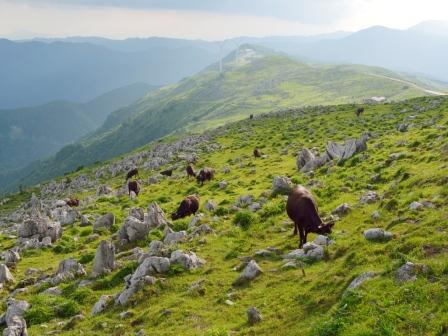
[[363, 228, 393, 241], [409, 201, 423, 210], [396, 262, 417, 283], [225, 300, 235, 306], [247, 307, 262, 325]]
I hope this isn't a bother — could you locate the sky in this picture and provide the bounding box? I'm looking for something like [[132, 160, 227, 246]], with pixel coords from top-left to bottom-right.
[[1, 0, 448, 40]]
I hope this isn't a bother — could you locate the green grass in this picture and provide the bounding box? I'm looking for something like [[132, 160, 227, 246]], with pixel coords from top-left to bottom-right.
[[1, 95, 448, 335]]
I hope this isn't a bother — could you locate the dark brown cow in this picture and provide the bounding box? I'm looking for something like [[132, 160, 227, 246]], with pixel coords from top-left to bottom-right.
[[160, 169, 173, 177], [253, 148, 262, 158], [286, 185, 334, 248], [249, 114, 254, 120], [128, 180, 140, 196], [186, 164, 196, 178], [356, 107, 365, 117], [66, 198, 79, 207], [196, 167, 214, 186], [171, 195, 200, 220], [126, 168, 139, 181]]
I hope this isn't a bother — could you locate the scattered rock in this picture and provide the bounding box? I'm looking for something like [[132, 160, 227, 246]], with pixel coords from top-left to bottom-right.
[[80, 214, 92, 227], [332, 203, 351, 216], [93, 213, 115, 231], [170, 250, 205, 270], [92, 295, 114, 315], [409, 201, 423, 210], [247, 307, 262, 325], [0, 264, 15, 285], [236, 195, 253, 208], [204, 200, 217, 212], [363, 228, 393, 241], [0, 299, 30, 336], [52, 258, 86, 285], [396, 262, 417, 283], [359, 191, 378, 204], [43, 286, 62, 296], [119, 216, 150, 243], [92, 240, 116, 278], [371, 211, 381, 220], [219, 181, 228, 189], [344, 272, 376, 294], [297, 148, 316, 170], [129, 207, 145, 221], [189, 213, 204, 228], [96, 185, 113, 196], [4, 250, 20, 267], [272, 176, 292, 195], [146, 202, 168, 229], [234, 260, 262, 286], [164, 228, 187, 245]]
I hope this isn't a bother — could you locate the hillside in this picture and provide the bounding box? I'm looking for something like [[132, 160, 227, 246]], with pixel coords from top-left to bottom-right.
[[0, 39, 216, 108], [0, 95, 447, 335], [3, 45, 446, 193], [0, 83, 156, 174]]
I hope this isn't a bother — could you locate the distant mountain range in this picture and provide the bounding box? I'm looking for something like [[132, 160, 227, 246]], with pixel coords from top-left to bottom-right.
[[0, 83, 156, 173], [1, 44, 445, 193]]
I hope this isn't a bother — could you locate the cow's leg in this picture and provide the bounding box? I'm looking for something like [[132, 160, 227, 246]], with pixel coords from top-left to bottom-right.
[[298, 226, 305, 248], [293, 221, 298, 236]]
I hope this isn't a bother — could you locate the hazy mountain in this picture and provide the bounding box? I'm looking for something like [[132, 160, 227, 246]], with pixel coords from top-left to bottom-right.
[[283, 24, 448, 82], [0, 38, 216, 108], [2, 45, 445, 193], [0, 83, 156, 173], [409, 20, 448, 36]]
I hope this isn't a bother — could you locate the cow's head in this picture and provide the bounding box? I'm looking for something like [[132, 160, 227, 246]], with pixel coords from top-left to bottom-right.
[[196, 172, 205, 184], [316, 220, 334, 235], [171, 212, 180, 220]]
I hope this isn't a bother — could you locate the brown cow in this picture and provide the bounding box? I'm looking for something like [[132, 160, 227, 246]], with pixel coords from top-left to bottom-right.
[[253, 148, 262, 158], [249, 114, 254, 120], [128, 180, 140, 196], [186, 164, 196, 178], [160, 169, 173, 177], [66, 198, 79, 207], [126, 168, 139, 181], [171, 195, 200, 220], [196, 167, 214, 186], [286, 185, 334, 248], [356, 107, 365, 117]]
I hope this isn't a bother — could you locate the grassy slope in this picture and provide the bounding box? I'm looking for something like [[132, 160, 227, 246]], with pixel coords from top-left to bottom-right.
[[1, 96, 448, 336], [4, 46, 445, 194]]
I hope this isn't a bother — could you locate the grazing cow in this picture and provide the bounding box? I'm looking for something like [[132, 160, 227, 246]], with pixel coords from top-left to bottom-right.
[[249, 114, 254, 120], [160, 169, 173, 177], [128, 180, 140, 196], [253, 148, 262, 158], [186, 164, 196, 178], [356, 107, 365, 117], [171, 195, 200, 220], [66, 198, 79, 207], [286, 185, 334, 248], [126, 168, 139, 181], [196, 167, 214, 185]]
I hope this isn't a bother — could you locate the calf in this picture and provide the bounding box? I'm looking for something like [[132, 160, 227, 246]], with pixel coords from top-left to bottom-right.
[[286, 185, 334, 248], [160, 169, 173, 177], [186, 164, 196, 178], [126, 168, 139, 181], [253, 148, 262, 158], [196, 167, 214, 186], [171, 195, 200, 220], [356, 107, 365, 117], [128, 180, 140, 196], [66, 198, 79, 207]]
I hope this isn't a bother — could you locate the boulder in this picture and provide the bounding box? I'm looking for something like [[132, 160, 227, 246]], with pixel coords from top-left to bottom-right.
[[332, 203, 351, 216], [300, 153, 330, 173], [163, 228, 187, 245], [344, 272, 376, 294], [297, 148, 316, 170], [247, 307, 262, 325], [119, 216, 150, 243], [0, 299, 30, 336], [80, 214, 92, 227], [147, 240, 167, 257], [0, 264, 14, 284], [272, 176, 292, 195], [170, 250, 205, 270], [359, 191, 378, 204], [93, 213, 115, 231], [234, 260, 262, 286], [52, 259, 86, 285], [43, 286, 63, 296], [363, 228, 393, 241], [326, 133, 368, 161], [51, 206, 79, 225], [219, 181, 228, 189], [4, 250, 20, 267], [189, 213, 204, 228], [396, 262, 417, 283], [92, 241, 116, 278], [129, 207, 145, 221], [146, 202, 167, 229], [409, 201, 423, 210], [248, 202, 262, 212], [302, 243, 325, 260], [204, 200, 217, 212], [191, 224, 214, 237], [236, 195, 253, 208], [96, 185, 113, 196], [92, 295, 114, 316], [18, 216, 61, 241]]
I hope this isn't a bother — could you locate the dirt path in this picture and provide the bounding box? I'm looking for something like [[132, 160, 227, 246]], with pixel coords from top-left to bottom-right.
[[368, 73, 447, 96]]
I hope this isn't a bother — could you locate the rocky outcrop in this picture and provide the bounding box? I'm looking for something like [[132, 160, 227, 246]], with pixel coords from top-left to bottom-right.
[[0, 264, 14, 285], [0, 299, 30, 336], [93, 213, 115, 231], [233, 260, 262, 286], [326, 133, 369, 161], [118, 216, 150, 244], [92, 295, 114, 316], [169, 250, 205, 270], [92, 241, 116, 278], [52, 259, 86, 285], [146, 202, 167, 229], [4, 250, 20, 267], [18, 216, 62, 247], [297, 148, 316, 170], [163, 228, 187, 245], [272, 176, 293, 195]]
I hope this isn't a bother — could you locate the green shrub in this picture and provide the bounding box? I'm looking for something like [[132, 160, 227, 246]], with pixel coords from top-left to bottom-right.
[[78, 252, 95, 265], [233, 211, 255, 230], [214, 206, 229, 216]]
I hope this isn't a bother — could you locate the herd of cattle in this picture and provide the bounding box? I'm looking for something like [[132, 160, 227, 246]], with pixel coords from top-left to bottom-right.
[[65, 142, 339, 247]]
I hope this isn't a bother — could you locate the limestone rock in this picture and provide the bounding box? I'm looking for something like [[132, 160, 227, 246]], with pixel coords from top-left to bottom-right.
[[204, 200, 217, 212], [272, 176, 292, 195], [359, 191, 378, 204], [163, 228, 187, 245], [332, 203, 351, 216], [0, 264, 14, 284], [92, 295, 114, 316], [364, 228, 393, 241], [297, 148, 316, 170], [170, 250, 205, 270], [234, 260, 262, 286], [92, 241, 116, 278], [146, 202, 167, 229], [119, 216, 150, 243], [247, 307, 262, 325], [93, 213, 115, 231], [396, 262, 417, 283]]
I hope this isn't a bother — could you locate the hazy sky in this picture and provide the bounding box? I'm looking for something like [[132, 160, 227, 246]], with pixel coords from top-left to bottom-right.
[[1, 0, 448, 40]]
